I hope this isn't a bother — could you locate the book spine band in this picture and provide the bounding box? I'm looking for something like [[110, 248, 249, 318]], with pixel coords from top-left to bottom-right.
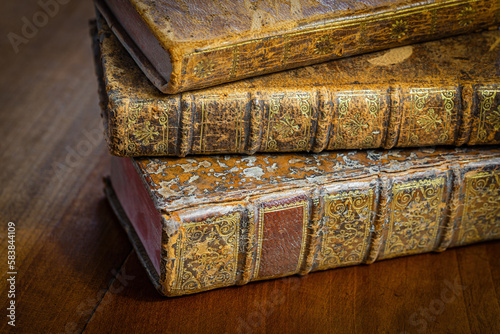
[[108, 83, 500, 156]]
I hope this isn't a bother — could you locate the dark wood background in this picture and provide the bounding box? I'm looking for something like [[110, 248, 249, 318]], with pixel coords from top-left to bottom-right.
[[1, 1, 499, 333]]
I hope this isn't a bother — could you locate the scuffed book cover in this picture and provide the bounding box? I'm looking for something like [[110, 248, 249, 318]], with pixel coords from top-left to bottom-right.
[[96, 0, 500, 94], [106, 146, 500, 296], [95, 13, 500, 156], [93, 15, 500, 157]]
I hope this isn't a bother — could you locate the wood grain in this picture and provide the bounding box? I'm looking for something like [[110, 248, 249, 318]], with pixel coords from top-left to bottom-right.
[[0, 1, 499, 333]]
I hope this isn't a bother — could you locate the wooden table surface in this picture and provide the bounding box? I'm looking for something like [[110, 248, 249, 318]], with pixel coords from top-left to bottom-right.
[[1, 1, 500, 333]]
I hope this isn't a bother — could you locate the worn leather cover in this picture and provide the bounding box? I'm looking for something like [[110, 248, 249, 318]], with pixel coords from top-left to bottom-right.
[[97, 0, 500, 94], [93, 15, 500, 157], [108, 146, 500, 296]]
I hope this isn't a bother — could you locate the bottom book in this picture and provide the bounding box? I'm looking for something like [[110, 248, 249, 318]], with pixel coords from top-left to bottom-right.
[[106, 147, 500, 297]]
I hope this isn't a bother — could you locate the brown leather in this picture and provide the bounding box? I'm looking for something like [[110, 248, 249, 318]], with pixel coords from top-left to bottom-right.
[[93, 15, 500, 157], [99, 0, 500, 94], [255, 194, 310, 280], [108, 146, 500, 296]]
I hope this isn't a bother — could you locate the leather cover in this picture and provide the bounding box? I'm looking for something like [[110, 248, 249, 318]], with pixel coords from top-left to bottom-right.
[[93, 15, 500, 157], [108, 146, 500, 296], [97, 0, 500, 94]]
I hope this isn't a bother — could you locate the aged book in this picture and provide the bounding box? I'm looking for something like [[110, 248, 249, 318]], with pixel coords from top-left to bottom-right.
[[95, 0, 500, 94], [93, 16, 500, 158], [106, 146, 500, 297]]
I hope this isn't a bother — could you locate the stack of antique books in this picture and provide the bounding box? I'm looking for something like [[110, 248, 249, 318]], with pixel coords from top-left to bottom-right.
[[91, 0, 500, 297]]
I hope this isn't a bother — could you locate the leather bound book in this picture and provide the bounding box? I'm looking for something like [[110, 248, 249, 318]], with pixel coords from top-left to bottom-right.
[[106, 146, 500, 297], [93, 16, 500, 158], [95, 0, 500, 94]]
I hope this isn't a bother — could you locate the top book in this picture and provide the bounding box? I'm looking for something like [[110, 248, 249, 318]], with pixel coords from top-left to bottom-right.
[[96, 0, 500, 94]]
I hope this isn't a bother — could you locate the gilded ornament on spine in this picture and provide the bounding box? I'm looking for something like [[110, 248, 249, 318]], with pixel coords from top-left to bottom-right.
[[264, 92, 313, 151], [156, 101, 170, 153], [382, 177, 446, 259], [398, 88, 457, 147], [457, 169, 500, 246], [174, 213, 241, 293], [474, 88, 500, 144], [329, 91, 384, 150], [318, 188, 375, 270]]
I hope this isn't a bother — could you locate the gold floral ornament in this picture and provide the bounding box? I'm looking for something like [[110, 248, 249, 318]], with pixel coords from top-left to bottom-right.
[[343, 113, 369, 136], [458, 6, 475, 27], [314, 35, 335, 55], [486, 106, 500, 131], [133, 121, 159, 145], [417, 108, 443, 132], [391, 19, 409, 39], [275, 114, 299, 137], [193, 59, 215, 78]]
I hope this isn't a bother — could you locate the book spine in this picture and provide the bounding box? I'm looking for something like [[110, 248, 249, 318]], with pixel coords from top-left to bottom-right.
[[161, 156, 500, 296], [107, 83, 500, 157], [172, 0, 500, 93]]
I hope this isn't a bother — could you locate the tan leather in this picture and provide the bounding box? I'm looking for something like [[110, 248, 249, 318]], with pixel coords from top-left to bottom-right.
[[99, 0, 500, 94], [93, 16, 500, 157]]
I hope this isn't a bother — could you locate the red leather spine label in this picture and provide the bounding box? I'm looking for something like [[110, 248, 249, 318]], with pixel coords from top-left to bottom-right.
[[254, 195, 309, 279]]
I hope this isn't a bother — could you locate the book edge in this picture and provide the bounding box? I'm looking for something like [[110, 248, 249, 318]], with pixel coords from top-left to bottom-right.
[[133, 148, 500, 214], [104, 177, 165, 295], [95, 0, 174, 93]]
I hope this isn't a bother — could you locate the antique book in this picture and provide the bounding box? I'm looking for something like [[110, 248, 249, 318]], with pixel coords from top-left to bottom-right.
[[93, 16, 500, 158], [95, 0, 500, 94], [106, 146, 500, 297]]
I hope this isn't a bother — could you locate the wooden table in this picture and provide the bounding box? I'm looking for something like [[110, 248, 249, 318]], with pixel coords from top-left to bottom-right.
[[1, 1, 499, 333]]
